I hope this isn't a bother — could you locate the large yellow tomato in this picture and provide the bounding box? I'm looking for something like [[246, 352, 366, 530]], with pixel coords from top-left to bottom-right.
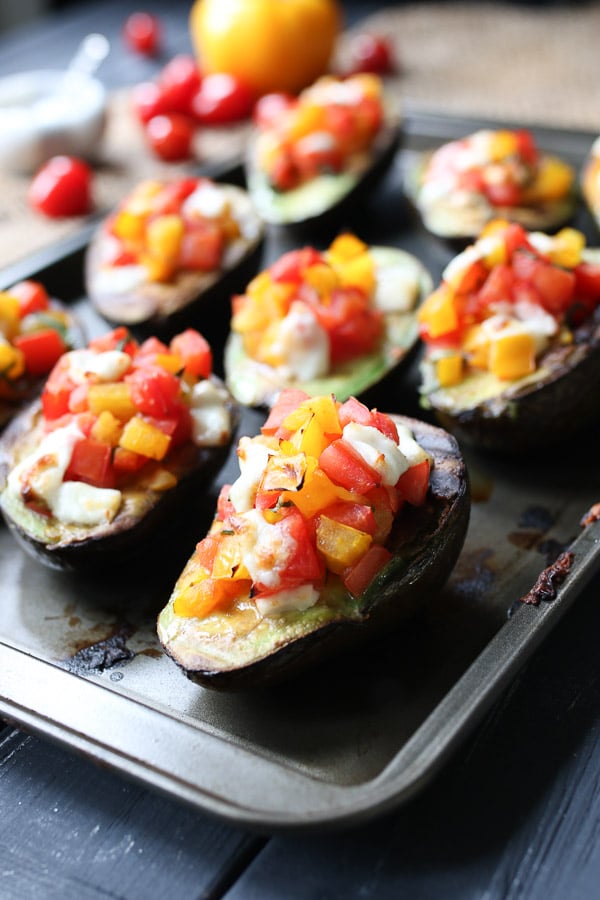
[[189, 0, 342, 96]]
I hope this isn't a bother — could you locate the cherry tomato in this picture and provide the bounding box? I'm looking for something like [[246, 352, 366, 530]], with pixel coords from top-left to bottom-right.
[[123, 12, 162, 56], [345, 33, 395, 76], [253, 92, 297, 129], [145, 114, 196, 162], [131, 81, 169, 124], [191, 73, 255, 125], [28, 156, 92, 218], [158, 55, 202, 114]]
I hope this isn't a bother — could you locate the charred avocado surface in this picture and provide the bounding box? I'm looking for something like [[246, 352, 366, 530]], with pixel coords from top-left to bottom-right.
[[85, 181, 265, 342], [224, 244, 433, 408], [157, 412, 469, 691]]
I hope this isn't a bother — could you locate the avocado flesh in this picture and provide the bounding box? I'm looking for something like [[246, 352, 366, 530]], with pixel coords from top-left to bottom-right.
[[157, 416, 469, 690], [224, 247, 432, 408]]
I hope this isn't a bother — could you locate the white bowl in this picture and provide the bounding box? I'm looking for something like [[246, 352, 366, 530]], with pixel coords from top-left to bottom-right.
[[0, 68, 107, 174]]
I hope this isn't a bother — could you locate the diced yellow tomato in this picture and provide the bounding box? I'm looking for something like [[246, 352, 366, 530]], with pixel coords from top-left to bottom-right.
[[87, 383, 137, 420], [0, 293, 21, 340], [232, 280, 295, 333], [548, 227, 585, 269], [281, 457, 359, 519], [211, 534, 251, 581], [119, 415, 171, 460], [90, 409, 123, 446], [144, 215, 185, 282], [316, 515, 372, 574], [327, 233, 369, 263], [463, 325, 490, 370], [173, 575, 251, 618], [154, 352, 184, 374], [436, 354, 463, 387], [286, 102, 326, 141], [112, 210, 146, 244], [303, 263, 339, 295], [418, 287, 459, 339], [0, 342, 25, 379], [526, 156, 574, 203], [335, 252, 375, 295], [489, 129, 518, 162], [489, 332, 535, 380]]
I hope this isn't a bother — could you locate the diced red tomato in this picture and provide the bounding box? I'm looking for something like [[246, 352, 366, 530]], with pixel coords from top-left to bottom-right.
[[455, 260, 489, 296], [319, 438, 381, 493], [89, 327, 138, 356], [64, 437, 114, 488], [396, 459, 430, 506], [530, 263, 575, 314], [343, 544, 392, 596], [253, 507, 324, 596], [150, 179, 199, 216], [574, 261, 600, 300], [178, 223, 224, 272], [68, 383, 89, 414], [261, 389, 310, 436], [338, 396, 372, 428], [485, 180, 523, 208], [477, 263, 514, 309], [126, 364, 182, 417], [112, 447, 147, 475], [269, 248, 325, 285], [134, 336, 171, 364], [503, 223, 533, 259], [319, 500, 377, 536], [170, 329, 212, 378], [514, 129, 539, 166], [312, 286, 383, 364], [217, 484, 235, 521], [13, 328, 66, 377], [8, 280, 49, 316], [293, 135, 343, 180], [42, 386, 72, 420], [369, 411, 399, 443]]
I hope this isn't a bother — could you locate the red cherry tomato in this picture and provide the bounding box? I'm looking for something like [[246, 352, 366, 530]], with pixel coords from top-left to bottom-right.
[[145, 114, 196, 162], [131, 80, 169, 124], [158, 55, 202, 114], [28, 156, 92, 218], [191, 73, 255, 125], [123, 12, 162, 56], [253, 92, 297, 129], [345, 33, 395, 75]]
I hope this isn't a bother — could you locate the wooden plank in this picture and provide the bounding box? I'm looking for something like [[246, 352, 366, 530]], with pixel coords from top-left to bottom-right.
[[0, 728, 265, 900], [225, 576, 600, 899]]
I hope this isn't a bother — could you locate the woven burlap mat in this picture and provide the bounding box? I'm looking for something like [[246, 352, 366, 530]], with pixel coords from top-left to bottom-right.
[[2, 1, 600, 274]]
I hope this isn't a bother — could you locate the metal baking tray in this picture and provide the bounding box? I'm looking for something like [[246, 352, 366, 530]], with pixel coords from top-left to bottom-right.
[[2, 114, 600, 831]]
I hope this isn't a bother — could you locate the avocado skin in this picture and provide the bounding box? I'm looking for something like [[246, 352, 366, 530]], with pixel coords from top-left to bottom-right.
[[425, 308, 600, 453], [0, 391, 239, 574], [158, 416, 470, 691]]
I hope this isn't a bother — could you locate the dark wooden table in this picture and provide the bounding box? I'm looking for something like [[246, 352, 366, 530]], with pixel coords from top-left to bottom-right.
[[2, 2, 600, 898]]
